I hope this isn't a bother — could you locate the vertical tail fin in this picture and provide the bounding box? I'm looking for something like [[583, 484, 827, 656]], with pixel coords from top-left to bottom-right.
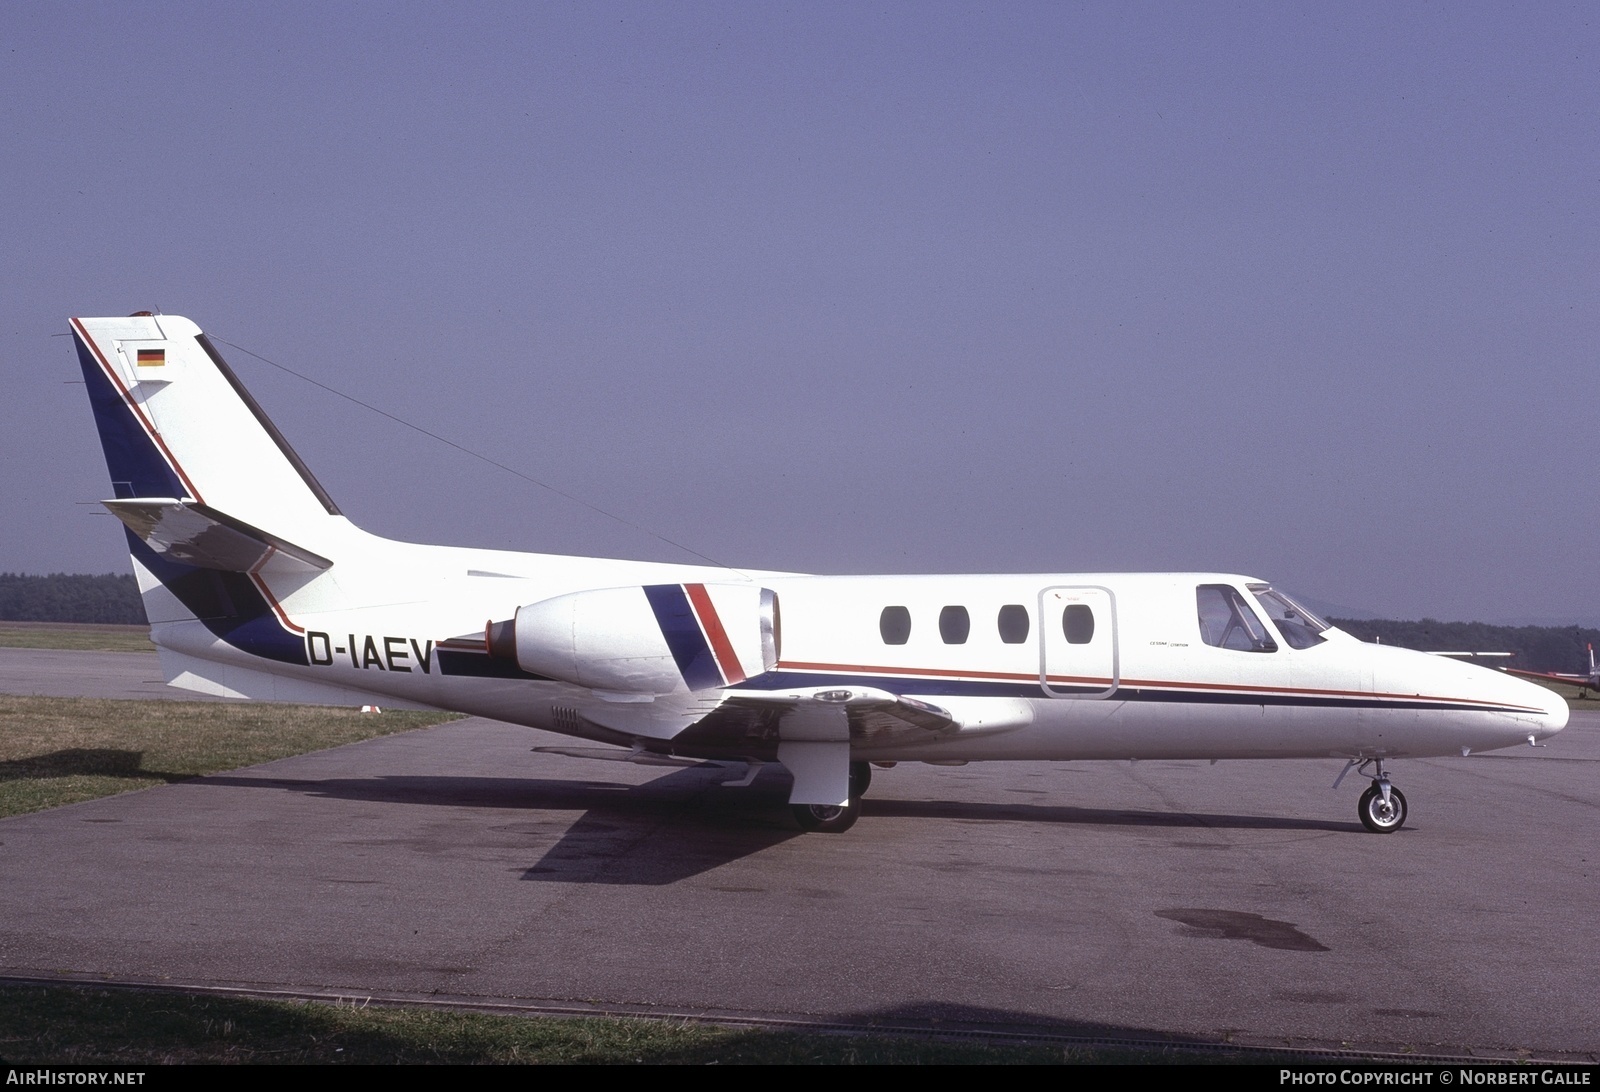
[[71, 314, 340, 536], [71, 313, 344, 663]]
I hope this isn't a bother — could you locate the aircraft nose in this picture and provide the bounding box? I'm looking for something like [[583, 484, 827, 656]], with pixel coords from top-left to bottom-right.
[[1499, 669, 1570, 740], [1532, 681, 1570, 736]]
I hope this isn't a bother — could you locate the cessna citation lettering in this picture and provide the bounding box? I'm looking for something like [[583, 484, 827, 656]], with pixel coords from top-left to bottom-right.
[[70, 314, 1567, 834]]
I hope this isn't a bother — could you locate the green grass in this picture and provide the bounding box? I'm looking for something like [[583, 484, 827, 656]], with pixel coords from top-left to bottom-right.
[[1528, 680, 1593, 704], [0, 982, 1235, 1064], [0, 623, 155, 653], [0, 695, 459, 818]]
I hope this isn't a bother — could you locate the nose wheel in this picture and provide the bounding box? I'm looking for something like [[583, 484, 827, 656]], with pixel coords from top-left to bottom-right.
[[1347, 758, 1407, 833], [1358, 780, 1407, 833]]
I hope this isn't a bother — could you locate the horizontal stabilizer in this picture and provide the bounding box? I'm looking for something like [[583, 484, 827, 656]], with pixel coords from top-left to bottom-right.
[[104, 498, 332, 574]]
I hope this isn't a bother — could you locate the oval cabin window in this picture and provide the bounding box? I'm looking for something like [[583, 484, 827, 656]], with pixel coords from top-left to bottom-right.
[[1063, 603, 1095, 645], [939, 605, 971, 644], [997, 604, 1030, 644], [879, 606, 912, 645]]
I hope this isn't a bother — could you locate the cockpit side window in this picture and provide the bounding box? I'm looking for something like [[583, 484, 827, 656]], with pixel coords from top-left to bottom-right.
[[1248, 585, 1329, 650], [1197, 585, 1278, 653]]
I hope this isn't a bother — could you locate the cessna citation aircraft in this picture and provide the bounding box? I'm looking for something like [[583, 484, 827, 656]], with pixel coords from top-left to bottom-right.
[[69, 313, 1568, 834]]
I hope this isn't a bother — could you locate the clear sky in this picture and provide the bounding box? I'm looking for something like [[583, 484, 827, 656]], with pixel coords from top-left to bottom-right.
[[3, 2, 1595, 622]]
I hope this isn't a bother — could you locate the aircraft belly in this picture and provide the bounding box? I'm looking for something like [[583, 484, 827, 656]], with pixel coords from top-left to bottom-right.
[[849, 696, 1504, 763]]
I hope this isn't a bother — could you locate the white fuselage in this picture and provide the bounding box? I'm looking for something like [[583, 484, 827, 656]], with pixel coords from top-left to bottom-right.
[[145, 527, 1567, 766]]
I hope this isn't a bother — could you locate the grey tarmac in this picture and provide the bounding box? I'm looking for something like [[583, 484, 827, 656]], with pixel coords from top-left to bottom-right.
[[0, 648, 1595, 1058], [0, 646, 229, 701]]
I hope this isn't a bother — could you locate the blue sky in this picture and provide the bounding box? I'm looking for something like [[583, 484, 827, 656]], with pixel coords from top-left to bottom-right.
[[4, 2, 1596, 622]]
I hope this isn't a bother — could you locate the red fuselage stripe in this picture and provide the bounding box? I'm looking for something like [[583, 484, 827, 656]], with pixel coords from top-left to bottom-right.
[[775, 659, 1542, 712]]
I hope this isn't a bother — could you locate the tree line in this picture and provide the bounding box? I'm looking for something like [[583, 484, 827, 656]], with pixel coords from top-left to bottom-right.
[[0, 573, 146, 625], [1329, 617, 1599, 676]]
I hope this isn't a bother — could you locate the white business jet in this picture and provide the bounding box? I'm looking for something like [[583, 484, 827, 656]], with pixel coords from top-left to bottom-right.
[[69, 313, 1567, 834]]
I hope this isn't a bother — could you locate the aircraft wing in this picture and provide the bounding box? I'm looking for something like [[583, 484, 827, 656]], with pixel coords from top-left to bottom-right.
[[1501, 643, 1596, 690], [554, 685, 953, 746], [667, 686, 956, 754], [1504, 668, 1590, 687]]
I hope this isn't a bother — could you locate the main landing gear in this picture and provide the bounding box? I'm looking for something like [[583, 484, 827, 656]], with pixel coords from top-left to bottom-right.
[[1343, 757, 1407, 833], [791, 761, 872, 834]]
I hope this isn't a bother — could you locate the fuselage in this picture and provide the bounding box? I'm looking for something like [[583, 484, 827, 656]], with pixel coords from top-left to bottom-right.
[[147, 525, 1568, 766]]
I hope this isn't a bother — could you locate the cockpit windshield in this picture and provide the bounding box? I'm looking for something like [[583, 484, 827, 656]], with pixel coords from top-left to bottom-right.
[[1196, 585, 1278, 652], [1248, 585, 1330, 650]]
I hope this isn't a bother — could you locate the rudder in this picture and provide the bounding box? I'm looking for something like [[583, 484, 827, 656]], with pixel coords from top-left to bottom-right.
[[71, 313, 341, 542]]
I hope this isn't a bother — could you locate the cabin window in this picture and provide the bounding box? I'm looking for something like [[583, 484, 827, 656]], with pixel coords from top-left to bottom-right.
[[1197, 584, 1278, 653], [879, 606, 912, 645], [997, 604, 1030, 644], [1063, 603, 1095, 645], [939, 605, 970, 644]]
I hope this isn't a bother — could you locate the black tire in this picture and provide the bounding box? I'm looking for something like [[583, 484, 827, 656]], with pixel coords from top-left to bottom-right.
[[850, 761, 872, 799], [1358, 783, 1407, 833], [792, 801, 858, 834]]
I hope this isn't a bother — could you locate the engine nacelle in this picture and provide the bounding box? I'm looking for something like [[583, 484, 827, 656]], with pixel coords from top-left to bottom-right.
[[486, 582, 779, 694]]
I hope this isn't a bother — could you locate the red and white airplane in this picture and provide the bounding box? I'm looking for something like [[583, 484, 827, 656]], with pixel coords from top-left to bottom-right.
[[69, 313, 1568, 834], [1506, 644, 1600, 696]]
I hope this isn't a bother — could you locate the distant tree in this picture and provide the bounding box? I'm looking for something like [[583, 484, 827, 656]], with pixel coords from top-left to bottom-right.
[[0, 573, 146, 625], [1331, 617, 1598, 675]]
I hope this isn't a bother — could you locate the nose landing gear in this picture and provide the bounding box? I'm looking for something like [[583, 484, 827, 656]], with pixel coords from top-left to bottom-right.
[[1340, 757, 1408, 833]]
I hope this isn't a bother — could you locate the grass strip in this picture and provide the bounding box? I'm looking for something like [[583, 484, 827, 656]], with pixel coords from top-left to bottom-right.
[[0, 695, 458, 818], [0, 982, 1228, 1064], [1534, 681, 1593, 703], [0, 624, 155, 653]]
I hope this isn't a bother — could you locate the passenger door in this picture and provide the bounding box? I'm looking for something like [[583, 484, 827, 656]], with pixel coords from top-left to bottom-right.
[[1038, 585, 1118, 698]]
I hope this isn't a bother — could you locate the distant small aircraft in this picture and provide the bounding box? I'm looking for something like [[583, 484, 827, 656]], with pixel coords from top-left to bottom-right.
[[68, 313, 1568, 834], [1505, 644, 1600, 697]]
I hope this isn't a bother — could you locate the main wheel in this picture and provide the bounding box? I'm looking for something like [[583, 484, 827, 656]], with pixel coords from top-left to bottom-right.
[[1358, 783, 1407, 833], [850, 761, 872, 798], [792, 801, 858, 833]]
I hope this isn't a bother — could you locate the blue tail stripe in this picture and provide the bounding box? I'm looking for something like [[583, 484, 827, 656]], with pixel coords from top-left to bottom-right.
[[642, 584, 722, 690], [74, 334, 188, 500], [129, 532, 307, 666]]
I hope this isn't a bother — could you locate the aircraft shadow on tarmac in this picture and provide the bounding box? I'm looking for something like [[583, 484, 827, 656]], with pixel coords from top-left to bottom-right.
[[196, 763, 1356, 886], [618, 1001, 1219, 1058], [795, 1000, 1218, 1048], [1, 747, 188, 785]]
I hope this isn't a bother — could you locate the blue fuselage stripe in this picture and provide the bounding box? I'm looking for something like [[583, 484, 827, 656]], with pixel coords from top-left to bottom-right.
[[732, 670, 1527, 714], [128, 532, 307, 666]]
